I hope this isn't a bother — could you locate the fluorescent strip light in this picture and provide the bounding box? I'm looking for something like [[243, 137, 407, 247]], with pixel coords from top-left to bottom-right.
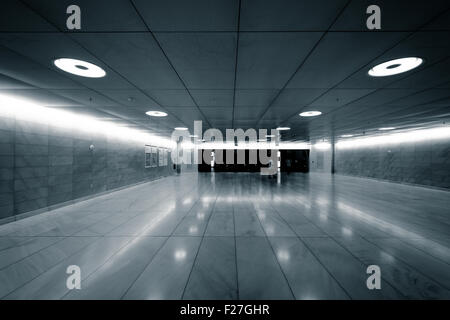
[[336, 126, 450, 149], [183, 141, 310, 150], [0, 94, 175, 148], [313, 142, 331, 150]]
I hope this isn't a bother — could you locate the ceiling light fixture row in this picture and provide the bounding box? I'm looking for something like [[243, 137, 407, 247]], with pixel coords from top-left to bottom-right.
[[54, 58, 106, 78], [53, 57, 423, 134], [145, 111, 167, 117], [296, 57, 423, 120], [368, 57, 423, 77]]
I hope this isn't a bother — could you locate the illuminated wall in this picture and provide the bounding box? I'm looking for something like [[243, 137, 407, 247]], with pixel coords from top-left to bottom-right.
[[335, 127, 450, 189], [0, 96, 176, 223], [309, 143, 332, 173]]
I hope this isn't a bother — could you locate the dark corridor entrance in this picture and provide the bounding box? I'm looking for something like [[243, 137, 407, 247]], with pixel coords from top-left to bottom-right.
[[279, 150, 309, 173], [198, 149, 309, 173]]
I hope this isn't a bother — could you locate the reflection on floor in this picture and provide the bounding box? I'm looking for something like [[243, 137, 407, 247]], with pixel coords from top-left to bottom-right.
[[1, 172, 450, 299]]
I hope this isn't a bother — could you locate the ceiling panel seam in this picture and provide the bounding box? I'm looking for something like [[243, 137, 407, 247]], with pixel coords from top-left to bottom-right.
[[17, 0, 191, 133], [254, 0, 353, 126], [129, 0, 212, 128], [278, 7, 450, 127], [231, 0, 242, 128]]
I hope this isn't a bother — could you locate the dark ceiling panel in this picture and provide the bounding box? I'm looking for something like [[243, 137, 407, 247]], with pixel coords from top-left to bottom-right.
[[48, 89, 120, 107], [424, 9, 450, 30], [23, 0, 147, 32], [386, 58, 450, 89], [240, 0, 348, 31], [384, 89, 450, 107], [199, 107, 232, 120], [71, 33, 185, 90], [165, 107, 206, 123], [261, 108, 301, 122], [155, 33, 236, 89], [309, 89, 376, 111], [0, 0, 57, 32], [0, 33, 134, 90], [236, 32, 322, 89], [98, 89, 160, 109], [132, 0, 239, 32], [271, 88, 327, 108], [146, 89, 195, 107], [235, 89, 279, 107], [342, 89, 418, 107], [190, 90, 233, 108], [0, 46, 83, 89], [338, 31, 450, 89], [234, 106, 265, 120], [286, 32, 408, 89], [331, 0, 450, 31]]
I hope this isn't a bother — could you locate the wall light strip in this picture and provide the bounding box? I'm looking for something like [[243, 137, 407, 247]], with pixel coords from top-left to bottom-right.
[[313, 142, 331, 150], [0, 94, 175, 148], [181, 141, 310, 150], [336, 126, 450, 149]]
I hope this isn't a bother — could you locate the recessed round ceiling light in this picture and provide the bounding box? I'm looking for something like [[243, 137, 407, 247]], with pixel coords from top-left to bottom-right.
[[54, 58, 106, 78], [341, 134, 354, 138], [145, 111, 167, 117], [276, 127, 291, 131], [300, 111, 322, 117], [175, 127, 188, 131], [368, 57, 423, 77], [379, 127, 396, 131]]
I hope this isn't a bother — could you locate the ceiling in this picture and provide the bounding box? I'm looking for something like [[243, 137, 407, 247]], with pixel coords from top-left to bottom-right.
[[0, 0, 449, 143]]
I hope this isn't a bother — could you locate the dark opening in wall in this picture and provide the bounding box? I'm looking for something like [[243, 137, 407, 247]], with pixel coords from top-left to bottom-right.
[[198, 149, 309, 173]]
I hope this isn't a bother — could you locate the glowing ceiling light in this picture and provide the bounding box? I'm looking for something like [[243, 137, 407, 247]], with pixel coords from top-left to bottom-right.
[[174, 127, 188, 131], [54, 58, 106, 78], [336, 126, 450, 149], [341, 134, 354, 138], [368, 57, 423, 77], [266, 134, 276, 138], [300, 111, 322, 117], [146, 110, 167, 117], [378, 127, 396, 131], [276, 127, 290, 131]]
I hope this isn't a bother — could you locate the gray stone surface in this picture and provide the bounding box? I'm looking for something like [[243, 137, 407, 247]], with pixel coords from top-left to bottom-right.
[[335, 140, 450, 189], [0, 115, 175, 221]]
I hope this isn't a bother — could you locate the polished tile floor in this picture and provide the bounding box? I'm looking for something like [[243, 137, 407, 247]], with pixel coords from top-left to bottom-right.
[[1, 172, 450, 299]]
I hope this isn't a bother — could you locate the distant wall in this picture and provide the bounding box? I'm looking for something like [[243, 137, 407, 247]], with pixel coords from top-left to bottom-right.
[[0, 113, 176, 223], [309, 145, 332, 173], [335, 139, 450, 189]]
